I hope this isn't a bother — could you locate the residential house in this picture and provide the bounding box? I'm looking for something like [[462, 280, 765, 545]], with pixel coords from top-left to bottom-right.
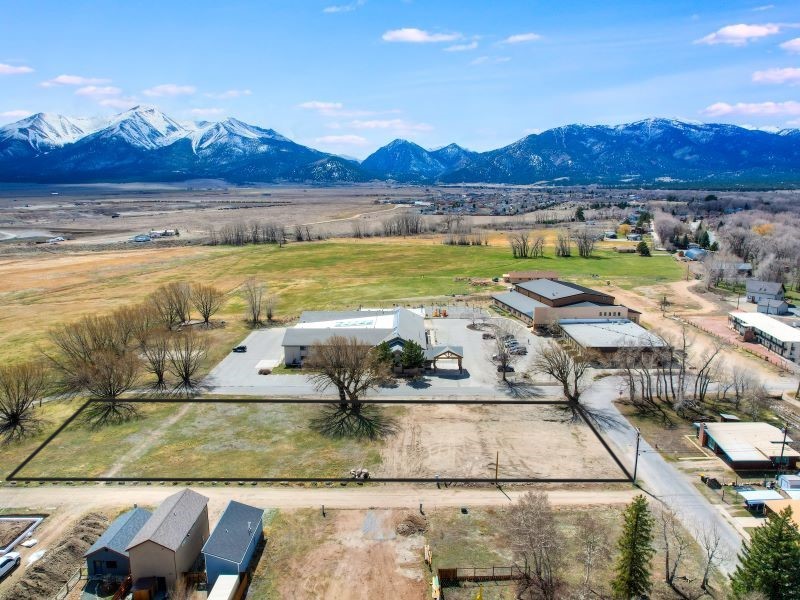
[[202, 501, 265, 588], [127, 489, 210, 590], [746, 280, 785, 303], [85, 507, 151, 579]]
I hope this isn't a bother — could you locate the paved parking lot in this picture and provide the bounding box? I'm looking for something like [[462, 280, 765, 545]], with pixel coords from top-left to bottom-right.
[[204, 318, 552, 398]]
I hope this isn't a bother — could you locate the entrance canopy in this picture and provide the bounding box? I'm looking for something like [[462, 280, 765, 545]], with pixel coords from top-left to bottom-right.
[[425, 345, 464, 373]]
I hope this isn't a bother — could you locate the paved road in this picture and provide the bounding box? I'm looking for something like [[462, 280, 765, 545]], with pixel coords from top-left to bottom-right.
[[583, 376, 743, 575]]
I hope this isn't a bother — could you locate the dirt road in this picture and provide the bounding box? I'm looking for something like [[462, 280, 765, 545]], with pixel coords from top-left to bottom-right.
[[2, 485, 636, 519]]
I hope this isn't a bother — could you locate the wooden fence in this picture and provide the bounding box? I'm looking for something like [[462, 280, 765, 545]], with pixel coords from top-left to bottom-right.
[[51, 569, 82, 600], [437, 565, 527, 585]]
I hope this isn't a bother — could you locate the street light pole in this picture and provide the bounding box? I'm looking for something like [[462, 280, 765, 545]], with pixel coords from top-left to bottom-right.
[[633, 428, 641, 485]]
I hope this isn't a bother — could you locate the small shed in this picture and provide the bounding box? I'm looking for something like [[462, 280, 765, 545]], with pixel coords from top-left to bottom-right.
[[739, 489, 783, 512], [202, 501, 264, 588], [778, 474, 800, 491], [85, 507, 151, 578], [684, 248, 707, 261]]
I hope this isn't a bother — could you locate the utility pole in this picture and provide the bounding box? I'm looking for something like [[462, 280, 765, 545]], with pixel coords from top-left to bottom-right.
[[495, 450, 499, 483], [633, 428, 642, 485], [778, 425, 789, 475]]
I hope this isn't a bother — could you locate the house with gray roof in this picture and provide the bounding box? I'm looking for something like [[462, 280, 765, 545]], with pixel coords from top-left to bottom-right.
[[84, 507, 151, 579], [746, 279, 785, 303], [758, 299, 790, 316], [127, 488, 210, 589], [281, 307, 427, 367], [202, 501, 265, 588]]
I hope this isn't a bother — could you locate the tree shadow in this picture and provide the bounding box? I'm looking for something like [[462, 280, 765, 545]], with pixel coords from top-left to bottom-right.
[[310, 404, 398, 440], [80, 400, 139, 429], [408, 377, 432, 389], [500, 380, 543, 399]]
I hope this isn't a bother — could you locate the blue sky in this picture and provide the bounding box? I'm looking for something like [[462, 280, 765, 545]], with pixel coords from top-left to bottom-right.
[[1, 0, 799, 157]]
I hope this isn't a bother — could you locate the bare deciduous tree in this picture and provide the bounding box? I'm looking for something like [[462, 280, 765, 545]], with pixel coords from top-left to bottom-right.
[[531, 341, 591, 420], [574, 513, 609, 599], [574, 228, 597, 259], [510, 231, 531, 258], [167, 332, 208, 393], [656, 506, 690, 589], [504, 491, 562, 600], [191, 284, 224, 326], [141, 331, 170, 391], [79, 351, 141, 426], [555, 231, 572, 257], [0, 361, 49, 443], [242, 277, 266, 326], [149, 283, 191, 330], [697, 523, 726, 592], [305, 336, 394, 439], [490, 320, 519, 383]]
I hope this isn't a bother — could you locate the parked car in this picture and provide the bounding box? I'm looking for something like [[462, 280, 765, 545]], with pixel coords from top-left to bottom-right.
[[232, 345, 247, 353], [0, 552, 20, 580], [482, 333, 495, 340], [510, 347, 527, 355], [504, 341, 520, 349], [497, 365, 515, 373]]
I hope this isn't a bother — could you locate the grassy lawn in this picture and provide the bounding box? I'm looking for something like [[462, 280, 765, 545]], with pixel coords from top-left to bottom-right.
[[0, 238, 683, 364], [14, 402, 387, 479]]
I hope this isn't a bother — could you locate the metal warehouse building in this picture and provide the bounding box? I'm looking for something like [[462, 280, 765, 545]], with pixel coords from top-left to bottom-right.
[[281, 307, 427, 367]]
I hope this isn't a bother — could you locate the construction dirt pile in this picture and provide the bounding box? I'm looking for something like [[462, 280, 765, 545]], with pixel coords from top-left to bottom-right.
[[5, 512, 109, 600], [395, 513, 428, 536]]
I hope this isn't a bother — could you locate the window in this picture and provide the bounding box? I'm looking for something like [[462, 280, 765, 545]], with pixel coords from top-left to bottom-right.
[[106, 560, 118, 569]]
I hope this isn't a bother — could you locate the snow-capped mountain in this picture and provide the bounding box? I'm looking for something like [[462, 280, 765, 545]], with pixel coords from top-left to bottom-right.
[[1, 109, 799, 185], [0, 106, 364, 183]]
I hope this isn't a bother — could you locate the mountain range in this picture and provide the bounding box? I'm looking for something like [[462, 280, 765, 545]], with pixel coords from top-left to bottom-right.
[[1, 105, 799, 186]]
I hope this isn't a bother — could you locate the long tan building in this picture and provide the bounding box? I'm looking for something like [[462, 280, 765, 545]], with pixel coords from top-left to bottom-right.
[[493, 279, 640, 328]]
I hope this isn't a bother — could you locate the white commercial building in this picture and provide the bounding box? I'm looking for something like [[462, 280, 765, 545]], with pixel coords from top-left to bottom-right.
[[729, 312, 800, 364]]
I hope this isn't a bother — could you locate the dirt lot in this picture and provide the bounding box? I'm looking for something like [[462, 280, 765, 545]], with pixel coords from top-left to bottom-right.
[[251, 508, 427, 599], [0, 511, 109, 600], [380, 403, 624, 479], [0, 519, 37, 549]]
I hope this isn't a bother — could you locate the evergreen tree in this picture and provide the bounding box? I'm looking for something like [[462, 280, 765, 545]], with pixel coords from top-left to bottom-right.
[[374, 341, 395, 367], [400, 341, 426, 369], [636, 241, 651, 257], [575, 206, 586, 222], [680, 233, 689, 249], [731, 507, 800, 599], [698, 230, 710, 249], [612, 495, 655, 600], [709, 241, 719, 251]]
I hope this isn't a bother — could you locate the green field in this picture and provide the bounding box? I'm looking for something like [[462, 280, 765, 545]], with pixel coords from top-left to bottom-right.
[[0, 238, 683, 364], [13, 402, 387, 479]]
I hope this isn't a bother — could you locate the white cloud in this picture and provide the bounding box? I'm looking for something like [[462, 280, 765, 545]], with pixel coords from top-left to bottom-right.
[[470, 55, 511, 66], [40, 74, 109, 87], [0, 63, 33, 75], [695, 23, 781, 46], [523, 127, 542, 135], [752, 67, 800, 84], [781, 38, 800, 53], [189, 107, 225, 117], [206, 89, 252, 99], [98, 97, 138, 110], [444, 41, 478, 52], [323, 0, 365, 13], [314, 134, 369, 145], [382, 28, 461, 43], [702, 100, 800, 117], [75, 85, 122, 97], [0, 109, 31, 119], [142, 83, 196, 97], [787, 118, 800, 126], [348, 118, 432, 132], [298, 100, 344, 112], [753, 4, 775, 11], [500, 32, 542, 44]]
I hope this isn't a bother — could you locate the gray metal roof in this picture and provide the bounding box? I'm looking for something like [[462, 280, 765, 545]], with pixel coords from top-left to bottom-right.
[[492, 291, 545, 317], [85, 507, 152, 558], [202, 501, 264, 565], [515, 279, 612, 301], [127, 489, 208, 552], [758, 298, 788, 307], [559, 319, 665, 349], [747, 279, 784, 295], [425, 345, 464, 359], [282, 308, 426, 349]]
